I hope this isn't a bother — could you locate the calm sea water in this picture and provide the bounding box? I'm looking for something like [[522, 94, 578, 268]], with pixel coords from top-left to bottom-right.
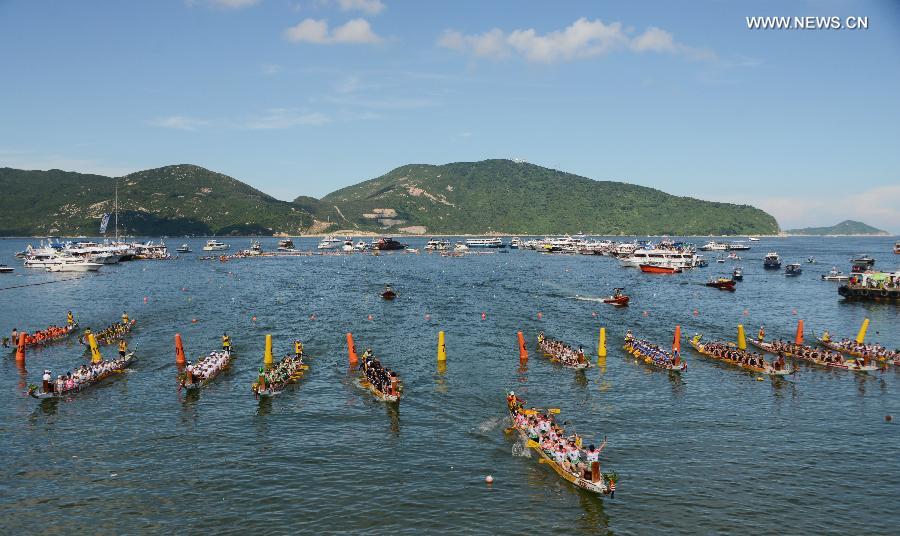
[[1, 236, 898, 535]]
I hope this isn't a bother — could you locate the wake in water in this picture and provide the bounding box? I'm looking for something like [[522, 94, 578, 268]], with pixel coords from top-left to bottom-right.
[[511, 439, 532, 458], [475, 416, 505, 434]]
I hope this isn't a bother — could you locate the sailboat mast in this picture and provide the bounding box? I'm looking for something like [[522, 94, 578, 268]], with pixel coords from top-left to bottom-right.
[[115, 180, 119, 242]]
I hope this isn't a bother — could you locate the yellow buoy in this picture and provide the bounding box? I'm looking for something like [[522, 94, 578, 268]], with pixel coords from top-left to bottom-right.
[[88, 333, 102, 364], [598, 327, 607, 358], [855, 318, 869, 344], [737, 324, 747, 350], [437, 331, 447, 362], [263, 334, 273, 366]]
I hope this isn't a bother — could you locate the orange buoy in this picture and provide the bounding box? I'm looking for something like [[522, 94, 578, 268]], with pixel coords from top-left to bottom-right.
[[15, 332, 26, 363], [175, 333, 186, 365], [346, 332, 358, 365], [517, 331, 528, 361], [795, 319, 804, 345]]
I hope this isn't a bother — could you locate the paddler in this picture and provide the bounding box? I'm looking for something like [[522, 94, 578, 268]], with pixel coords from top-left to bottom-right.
[[118, 339, 128, 358], [42, 369, 53, 393], [537, 331, 545, 345], [757, 326, 765, 341], [294, 339, 303, 358], [67, 311, 75, 327], [222, 332, 231, 352], [184, 361, 194, 386], [121, 311, 129, 324]]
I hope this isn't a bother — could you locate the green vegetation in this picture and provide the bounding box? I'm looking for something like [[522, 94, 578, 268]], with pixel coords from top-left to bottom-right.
[[0, 165, 311, 236], [314, 160, 780, 235], [785, 220, 888, 236], [0, 159, 781, 236]]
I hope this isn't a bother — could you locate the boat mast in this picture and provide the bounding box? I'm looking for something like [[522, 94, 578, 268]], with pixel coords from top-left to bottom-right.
[[114, 179, 119, 242]]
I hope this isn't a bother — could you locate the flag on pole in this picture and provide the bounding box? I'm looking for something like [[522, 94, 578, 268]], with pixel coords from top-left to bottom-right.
[[99, 213, 110, 234]]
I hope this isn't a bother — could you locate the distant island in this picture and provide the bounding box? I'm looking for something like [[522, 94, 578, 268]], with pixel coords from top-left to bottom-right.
[[0, 159, 780, 236], [785, 220, 889, 236]]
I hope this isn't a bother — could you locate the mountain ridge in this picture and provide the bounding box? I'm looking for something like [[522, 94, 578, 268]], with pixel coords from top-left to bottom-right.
[[785, 219, 889, 236]]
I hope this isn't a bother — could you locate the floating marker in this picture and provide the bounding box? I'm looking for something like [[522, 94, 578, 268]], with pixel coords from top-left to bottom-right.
[[309, 314, 316, 320], [643, 311, 650, 317], [855, 318, 869, 344], [592, 311, 597, 318], [737, 324, 747, 350], [537, 312, 543, 320], [367, 314, 373, 321], [795, 319, 804, 345], [252, 316, 257, 322], [175, 333, 186, 365], [144, 296, 148, 303], [672, 325, 681, 354], [598, 327, 607, 358], [346, 332, 358, 365], [482, 312, 487, 320], [437, 331, 447, 362], [264, 334, 273, 365], [693, 309, 699, 316], [791, 309, 797, 315], [15, 332, 26, 363], [191, 318, 198, 324], [517, 331, 528, 361], [743, 309, 749, 316], [485, 475, 494, 484], [425, 314, 431, 321]]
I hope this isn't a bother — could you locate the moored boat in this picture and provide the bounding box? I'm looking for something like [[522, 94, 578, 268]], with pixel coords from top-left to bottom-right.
[[176, 244, 191, 253], [706, 278, 736, 291], [0, 264, 13, 273], [748, 339, 879, 372], [537, 332, 591, 369], [732, 267, 743, 281], [202, 239, 229, 251], [424, 239, 450, 251], [46, 257, 103, 272], [27, 353, 135, 399], [372, 237, 406, 251], [277, 239, 295, 251], [639, 263, 681, 274], [465, 237, 504, 248], [785, 263, 802, 276], [506, 393, 612, 496], [763, 252, 781, 269], [689, 335, 792, 375], [821, 268, 849, 282], [180, 350, 234, 390], [699, 241, 728, 251]]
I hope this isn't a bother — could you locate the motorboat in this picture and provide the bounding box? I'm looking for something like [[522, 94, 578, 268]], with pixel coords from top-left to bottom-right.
[[895, 241, 900, 254], [850, 256, 875, 273], [354, 241, 369, 251], [821, 268, 849, 282], [510, 237, 521, 249], [342, 240, 354, 252], [88, 252, 122, 264], [727, 242, 751, 251], [176, 244, 192, 253], [699, 241, 729, 251], [806, 257, 815, 264], [748, 237, 760, 242], [45, 258, 102, 272], [763, 252, 781, 269], [716, 257, 726, 263], [639, 263, 682, 274], [705, 278, 736, 291], [276, 239, 295, 251], [619, 249, 699, 269], [0, 264, 13, 273], [727, 251, 741, 260], [317, 236, 343, 250], [602, 288, 629, 306], [425, 239, 450, 251], [785, 263, 803, 276], [372, 237, 406, 251], [732, 267, 743, 281], [465, 237, 505, 248], [202, 240, 229, 251]]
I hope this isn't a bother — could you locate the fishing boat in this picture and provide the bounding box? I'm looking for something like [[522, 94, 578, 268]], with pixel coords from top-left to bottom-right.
[[465, 237, 504, 248], [253, 354, 308, 397], [706, 278, 736, 291], [381, 285, 397, 300], [747, 339, 879, 372], [277, 239, 295, 251], [622, 334, 687, 373], [27, 353, 135, 399], [372, 237, 406, 251], [180, 350, 234, 390], [202, 239, 229, 251], [537, 333, 591, 369], [80, 319, 137, 346], [506, 395, 611, 496], [0, 264, 13, 273], [821, 268, 849, 282], [176, 244, 191, 253], [763, 252, 781, 269], [19, 323, 79, 349], [732, 267, 743, 281], [601, 288, 629, 306], [815, 335, 899, 366], [639, 263, 681, 274], [689, 335, 792, 375]]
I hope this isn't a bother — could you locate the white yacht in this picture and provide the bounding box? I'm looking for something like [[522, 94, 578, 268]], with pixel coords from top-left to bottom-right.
[[88, 252, 122, 264], [317, 236, 344, 250], [45, 257, 103, 272], [202, 239, 230, 251], [425, 239, 450, 251], [465, 237, 504, 248], [620, 249, 699, 269], [342, 240, 354, 252], [276, 239, 295, 251], [354, 241, 369, 251], [509, 237, 521, 249]]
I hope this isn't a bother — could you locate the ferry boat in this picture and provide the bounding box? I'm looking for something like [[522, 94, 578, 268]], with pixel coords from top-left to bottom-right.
[[277, 239, 295, 251], [424, 239, 450, 251], [372, 237, 406, 251], [465, 237, 504, 248], [763, 252, 781, 269], [727, 242, 751, 251], [699, 241, 728, 251], [317, 236, 343, 250], [785, 263, 803, 276], [620, 249, 698, 269], [202, 239, 229, 251]]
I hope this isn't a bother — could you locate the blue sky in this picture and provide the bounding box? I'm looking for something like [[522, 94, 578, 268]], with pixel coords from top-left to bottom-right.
[[1, 0, 898, 231]]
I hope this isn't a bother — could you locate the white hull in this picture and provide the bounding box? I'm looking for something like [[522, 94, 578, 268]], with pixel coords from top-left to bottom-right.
[[47, 262, 102, 272]]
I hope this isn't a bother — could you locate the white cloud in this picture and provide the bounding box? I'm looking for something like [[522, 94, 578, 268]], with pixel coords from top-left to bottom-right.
[[148, 115, 210, 131], [337, 0, 384, 15], [284, 18, 382, 44], [438, 17, 713, 64], [205, 0, 261, 9], [243, 109, 332, 129]]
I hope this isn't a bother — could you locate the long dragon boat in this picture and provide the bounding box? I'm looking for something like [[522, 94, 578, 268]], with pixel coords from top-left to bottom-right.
[[815, 336, 899, 366], [27, 353, 135, 399], [748, 339, 878, 372], [252, 355, 308, 397], [180, 350, 234, 391], [537, 333, 591, 369], [79, 319, 137, 346], [506, 393, 612, 496], [19, 323, 79, 349], [623, 335, 687, 373], [689, 335, 793, 376], [358, 351, 402, 402]]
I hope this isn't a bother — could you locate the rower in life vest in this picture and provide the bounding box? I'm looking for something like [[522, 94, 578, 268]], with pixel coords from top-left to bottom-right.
[[294, 340, 304, 357], [537, 331, 545, 345], [121, 311, 129, 324], [624, 329, 634, 343], [758, 326, 765, 341], [118, 339, 128, 357], [576, 345, 586, 365], [222, 333, 231, 352], [67, 311, 75, 326]]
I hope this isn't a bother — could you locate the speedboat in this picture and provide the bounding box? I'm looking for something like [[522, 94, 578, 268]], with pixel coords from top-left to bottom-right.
[[202, 240, 229, 251], [176, 244, 192, 253], [727, 252, 741, 260], [748, 237, 760, 242], [354, 241, 369, 251], [372, 237, 406, 251], [763, 252, 781, 269], [602, 288, 629, 306], [639, 263, 682, 274], [276, 239, 294, 251], [806, 257, 815, 264], [342, 240, 354, 252], [821, 268, 849, 282], [732, 267, 743, 281], [317, 236, 343, 250], [785, 263, 802, 276]]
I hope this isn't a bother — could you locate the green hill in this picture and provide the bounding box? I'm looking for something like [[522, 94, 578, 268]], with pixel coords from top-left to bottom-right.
[[786, 220, 888, 236], [0, 165, 312, 236], [312, 159, 779, 235]]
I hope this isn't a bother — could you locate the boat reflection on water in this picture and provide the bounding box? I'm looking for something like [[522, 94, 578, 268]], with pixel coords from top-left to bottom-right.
[[577, 489, 611, 533], [573, 368, 588, 388], [435, 361, 448, 394], [386, 401, 400, 435], [256, 395, 274, 417]]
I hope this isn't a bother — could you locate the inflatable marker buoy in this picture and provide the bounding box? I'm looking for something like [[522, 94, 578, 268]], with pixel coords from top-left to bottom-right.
[[743, 309, 749, 316], [425, 314, 431, 321], [485, 475, 494, 484], [886, 415, 893, 423], [537, 312, 543, 320], [592, 311, 597, 318], [191, 318, 198, 324], [481, 312, 487, 320], [693, 309, 699, 316], [252, 316, 257, 322], [144, 297, 148, 303], [643, 311, 649, 317], [309, 314, 316, 321], [368, 314, 373, 321], [792, 309, 797, 315]]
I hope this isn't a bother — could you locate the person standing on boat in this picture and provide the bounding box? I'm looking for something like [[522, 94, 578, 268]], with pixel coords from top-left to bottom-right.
[[42, 369, 53, 393], [757, 326, 765, 342], [294, 340, 303, 358], [66, 311, 75, 327], [118, 339, 128, 358], [222, 333, 231, 352], [822, 330, 831, 343], [256, 366, 266, 392], [121, 311, 129, 324]]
